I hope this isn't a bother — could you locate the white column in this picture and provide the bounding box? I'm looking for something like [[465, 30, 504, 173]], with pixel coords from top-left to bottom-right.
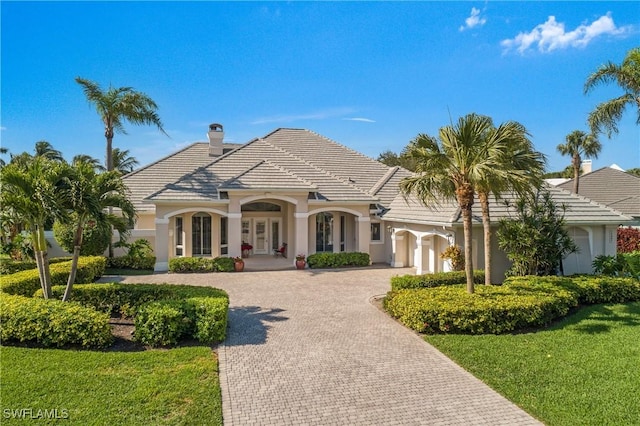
[[154, 218, 169, 272], [212, 215, 221, 257], [332, 212, 341, 252], [294, 212, 309, 265], [184, 212, 193, 257], [356, 216, 371, 255], [228, 212, 242, 258], [414, 237, 423, 275], [425, 238, 435, 273], [390, 231, 404, 268]]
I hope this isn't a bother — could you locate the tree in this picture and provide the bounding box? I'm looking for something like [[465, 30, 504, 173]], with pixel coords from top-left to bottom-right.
[[75, 77, 167, 172], [0, 147, 8, 168], [626, 167, 640, 178], [401, 113, 517, 293], [59, 161, 135, 301], [72, 154, 105, 172], [557, 130, 601, 193], [34, 141, 64, 161], [475, 121, 545, 285], [112, 148, 139, 174], [377, 146, 417, 171], [497, 190, 578, 276], [584, 47, 640, 138], [0, 157, 70, 298]]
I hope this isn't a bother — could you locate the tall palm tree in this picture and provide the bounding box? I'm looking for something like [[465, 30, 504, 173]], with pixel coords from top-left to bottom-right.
[[60, 162, 135, 301], [475, 122, 546, 285], [0, 147, 8, 168], [401, 113, 514, 293], [1, 157, 70, 298], [557, 130, 601, 193], [112, 148, 139, 174], [34, 140, 64, 161], [584, 47, 640, 137], [75, 77, 167, 172]]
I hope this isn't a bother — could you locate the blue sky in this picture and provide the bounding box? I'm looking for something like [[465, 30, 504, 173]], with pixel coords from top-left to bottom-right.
[[2, 1, 639, 173]]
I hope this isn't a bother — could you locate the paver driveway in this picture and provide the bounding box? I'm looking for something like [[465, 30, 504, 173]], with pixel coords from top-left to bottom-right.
[[118, 267, 541, 425]]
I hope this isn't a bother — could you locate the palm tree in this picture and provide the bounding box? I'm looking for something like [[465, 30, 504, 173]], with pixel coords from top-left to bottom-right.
[[34, 141, 64, 161], [557, 130, 601, 193], [401, 113, 516, 293], [584, 47, 640, 137], [1, 157, 70, 298], [75, 77, 167, 172], [112, 148, 139, 174], [60, 162, 135, 301], [72, 154, 105, 172], [0, 147, 8, 168], [475, 122, 546, 285]]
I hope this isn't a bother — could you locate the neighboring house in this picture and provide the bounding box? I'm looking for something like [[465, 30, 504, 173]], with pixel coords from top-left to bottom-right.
[[558, 166, 640, 223], [382, 184, 633, 282], [120, 124, 632, 280], [122, 124, 410, 271]]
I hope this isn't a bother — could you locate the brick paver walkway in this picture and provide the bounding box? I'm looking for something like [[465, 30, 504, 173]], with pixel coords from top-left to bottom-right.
[[117, 267, 541, 425]]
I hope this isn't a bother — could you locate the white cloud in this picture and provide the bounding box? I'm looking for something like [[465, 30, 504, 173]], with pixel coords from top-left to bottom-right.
[[251, 107, 356, 125], [343, 117, 376, 123], [0, 126, 6, 131], [459, 7, 487, 32], [501, 13, 629, 54]]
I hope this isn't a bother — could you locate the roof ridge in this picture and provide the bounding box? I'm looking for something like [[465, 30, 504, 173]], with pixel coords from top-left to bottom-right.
[[260, 138, 374, 198], [304, 128, 383, 165], [370, 166, 399, 196], [261, 158, 317, 187], [220, 160, 266, 186]]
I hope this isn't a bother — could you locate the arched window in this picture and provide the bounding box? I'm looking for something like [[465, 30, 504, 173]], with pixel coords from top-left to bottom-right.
[[192, 212, 212, 256], [315, 212, 333, 252]]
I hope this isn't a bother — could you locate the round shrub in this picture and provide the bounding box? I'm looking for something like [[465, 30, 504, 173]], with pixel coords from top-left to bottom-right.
[[385, 284, 578, 334], [134, 300, 192, 347], [168, 256, 235, 273], [306, 252, 370, 269], [0, 293, 113, 348], [391, 270, 484, 291], [53, 215, 111, 256]]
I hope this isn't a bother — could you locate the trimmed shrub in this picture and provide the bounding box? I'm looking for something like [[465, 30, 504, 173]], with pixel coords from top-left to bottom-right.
[[53, 216, 111, 256], [107, 255, 156, 271], [0, 293, 113, 348], [306, 252, 370, 269], [391, 270, 485, 291], [385, 283, 578, 334], [0, 257, 71, 275], [188, 297, 229, 343], [1, 256, 106, 297], [134, 300, 192, 347], [168, 256, 234, 273]]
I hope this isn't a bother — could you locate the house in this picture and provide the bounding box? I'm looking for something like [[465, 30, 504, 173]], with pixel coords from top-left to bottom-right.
[[382, 184, 633, 282], [557, 166, 640, 222], [121, 124, 632, 280], [122, 124, 410, 271]]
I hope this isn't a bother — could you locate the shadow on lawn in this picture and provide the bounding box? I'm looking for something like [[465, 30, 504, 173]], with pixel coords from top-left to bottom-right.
[[225, 306, 288, 346], [558, 303, 640, 335]]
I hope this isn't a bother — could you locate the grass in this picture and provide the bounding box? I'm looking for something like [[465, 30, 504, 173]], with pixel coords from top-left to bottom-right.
[[0, 345, 222, 425], [425, 302, 640, 426], [105, 268, 154, 276]]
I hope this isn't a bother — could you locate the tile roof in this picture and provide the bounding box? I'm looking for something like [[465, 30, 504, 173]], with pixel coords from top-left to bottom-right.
[[558, 167, 640, 218], [127, 128, 404, 207], [383, 183, 633, 225]]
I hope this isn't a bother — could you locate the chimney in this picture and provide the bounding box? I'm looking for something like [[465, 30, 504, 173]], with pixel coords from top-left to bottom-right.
[[581, 159, 592, 175], [208, 123, 224, 157]]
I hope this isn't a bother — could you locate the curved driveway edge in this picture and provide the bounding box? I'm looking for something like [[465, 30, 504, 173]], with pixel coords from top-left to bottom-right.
[[114, 267, 542, 425]]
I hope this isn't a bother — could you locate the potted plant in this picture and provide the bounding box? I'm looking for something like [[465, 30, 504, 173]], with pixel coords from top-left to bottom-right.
[[233, 256, 245, 272], [241, 242, 253, 258], [295, 254, 306, 270]]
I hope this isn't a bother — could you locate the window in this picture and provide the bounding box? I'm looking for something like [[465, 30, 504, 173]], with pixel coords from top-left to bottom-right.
[[315, 212, 333, 252], [340, 215, 346, 252], [175, 217, 183, 256], [192, 213, 212, 256], [220, 217, 228, 255], [371, 222, 383, 243]]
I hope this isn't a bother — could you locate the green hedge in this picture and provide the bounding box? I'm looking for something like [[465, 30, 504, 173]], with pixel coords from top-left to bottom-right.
[[385, 283, 578, 334], [47, 282, 229, 348], [0, 257, 72, 275], [0, 293, 113, 349], [386, 275, 640, 335], [107, 255, 156, 270], [391, 270, 485, 291], [306, 252, 370, 269], [0, 256, 106, 297], [168, 256, 234, 273]]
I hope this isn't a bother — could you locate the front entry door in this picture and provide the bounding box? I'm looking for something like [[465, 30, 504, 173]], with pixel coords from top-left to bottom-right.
[[254, 219, 268, 254]]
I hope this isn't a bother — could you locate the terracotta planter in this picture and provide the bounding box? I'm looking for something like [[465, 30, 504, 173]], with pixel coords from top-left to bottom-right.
[[234, 261, 245, 272], [295, 260, 306, 270]]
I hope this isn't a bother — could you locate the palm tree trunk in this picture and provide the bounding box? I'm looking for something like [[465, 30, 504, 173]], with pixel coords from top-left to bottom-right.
[[479, 191, 492, 285], [63, 224, 83, 302], [572, 154, 581, 193], [457, 184, 475, 294], [106, 133, 115, 258]]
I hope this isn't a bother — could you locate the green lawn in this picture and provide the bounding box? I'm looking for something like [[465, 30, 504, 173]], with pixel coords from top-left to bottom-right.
[[105, 268, 154, 276], [426, 302, 640, 426], [0, 346, 222, 425]]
